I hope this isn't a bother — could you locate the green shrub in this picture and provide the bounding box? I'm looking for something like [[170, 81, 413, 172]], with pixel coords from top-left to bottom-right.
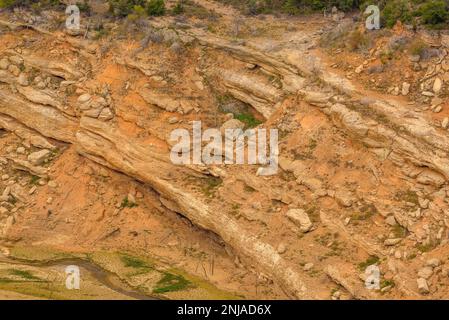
[[0, 0, 61, 9], [416, 0, 449, 26], [76, 1, 90, 13], [0, 0, 16, 8], [382, 0, 412, 28], [146, 0, 165, 16], [109, 0, 146, 17]]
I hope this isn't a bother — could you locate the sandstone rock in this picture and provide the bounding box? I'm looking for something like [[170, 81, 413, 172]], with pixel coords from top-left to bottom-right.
[[47, 180, 57, 188], [277, 243, 286, 254], [417, 278, 429, 294], [442, 117, 449, 129], [17, 73, 29, 86], [83, 107, 102, 118], [286, 208, 312, 232], [384, 238, 402, 246], [303, 263, 314, 271], [27, 149, 51, 165], [16, 146, 25, 154], [410, 55, 420, 63], [433, 105, 442, 113], [418, 266, 433, 279], [8, 56, 23, 65], [402, 82, 410, 96], [355, 65, 363, 74], [220, 119, 245, 133], [433, 77, 443, 93], [416, 170, 445, 187], [98, 108, 114, 121], [334, 189, 354, 207], [127, 193, 136, 205], [168, 117, 179, 124], [77, 93, 92, 104], [385, 215, 397, 226], [8, 65, 20, 76], [0, 58, 8, 70], [426, 258, 441, 268], [36, 81, 46, 89], [418, 197, 430, 209]]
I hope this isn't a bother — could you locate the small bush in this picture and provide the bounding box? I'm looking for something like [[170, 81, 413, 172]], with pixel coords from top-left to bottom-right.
[[416, 0, 449, 26], [382, 0, 413, 28], [146, 0, 165, 16], [0, 0, 61, 9], [346, 29, 371, 52], [109, 0, 146, 17], [408, 39, 428, 57]]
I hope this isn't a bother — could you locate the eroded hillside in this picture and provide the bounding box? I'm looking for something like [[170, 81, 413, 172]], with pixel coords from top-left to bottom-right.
[[0, 0, 448, 299]]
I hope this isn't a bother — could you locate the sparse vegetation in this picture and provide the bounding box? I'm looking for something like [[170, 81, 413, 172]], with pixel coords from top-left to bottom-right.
[[153, 272, 193, 294], [120, 196, 138, 208], [146, 0, 165, 16], [358, 255, 379, 271], [121, 255, 152, 269], [352, 202, 378, 220], [200, 176, 223, 197], [8, 269, 41, 281], [234, 112, 262, 128]]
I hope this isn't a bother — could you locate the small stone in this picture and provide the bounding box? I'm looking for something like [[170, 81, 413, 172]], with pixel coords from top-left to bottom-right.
[[384, 238, 402, 246], [17, 73, 29, 86], [286, 208, 312, 232], [394, 250, 402, 259], [8, 65, 20, 77], [28, 186, 37, 195], [433, 105, 442, 113], [36, 81, 46, 89], [417, 278, 429, 294], [0, 58, 8, 70], [426, 258, 441, 268], [277, 243, 287, 254], [28, 149, 51, 165], [77, 93, 92, 103], [385, 215, 397, 226], [418, 266, 433, 279], [303, 263, 314, 271], [355, 65, 364, 74], [98, 107, 114, 121], [418, 197, 430, 209], [47, 181, 58, 188], [433, 77, 443, 93], [1, 174, 9, 181], [422, 91, 434, 97], [127, 193, 136, 205], [442, 117, 449, 129], [8, 56, 23, 65], [168, 117, 179, 124], [402, 82, 410, 96], [16, 147, 25, 154], [410, 55, 420, 63], [220, 119, 245, 133]]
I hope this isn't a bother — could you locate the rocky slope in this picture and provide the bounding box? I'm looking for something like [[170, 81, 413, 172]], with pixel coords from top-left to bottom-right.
[[0, 1, 448, 299]]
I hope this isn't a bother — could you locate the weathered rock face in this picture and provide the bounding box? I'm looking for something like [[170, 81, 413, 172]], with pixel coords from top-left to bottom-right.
[[1, 11, 449, 300], [76, 117, 310, 298]]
